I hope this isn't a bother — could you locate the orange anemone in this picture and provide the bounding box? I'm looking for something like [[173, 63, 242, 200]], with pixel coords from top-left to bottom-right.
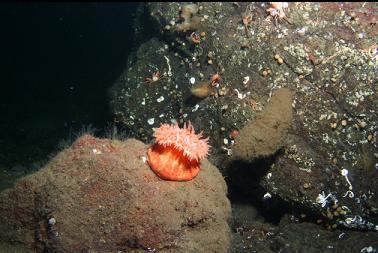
[[147, 122, 210, 181]]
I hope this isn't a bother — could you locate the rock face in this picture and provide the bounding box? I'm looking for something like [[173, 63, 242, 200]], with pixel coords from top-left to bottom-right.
[[0, 135, 231, 253], [232, 88, 294, 162], [110, 2, 378, 233]]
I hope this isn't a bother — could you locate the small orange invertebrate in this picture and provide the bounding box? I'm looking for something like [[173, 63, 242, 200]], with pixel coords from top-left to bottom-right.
[[246, 99, 262, 111], [242, 14, 253, 37], [147, 122, 210, 181], [229, 130, 239, 139], [266, 2, 292, 25], [210, 73, 221, 86], [242, 14, 253, 27], [190, 32, 201, 44], [144, 71, 166, 83]]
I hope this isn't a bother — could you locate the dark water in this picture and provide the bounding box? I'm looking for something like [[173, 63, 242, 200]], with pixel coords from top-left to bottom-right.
[[0, 3, 139, 184]]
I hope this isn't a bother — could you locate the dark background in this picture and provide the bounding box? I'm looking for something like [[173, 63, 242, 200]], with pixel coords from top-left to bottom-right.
[[0, 3, 139, 178]]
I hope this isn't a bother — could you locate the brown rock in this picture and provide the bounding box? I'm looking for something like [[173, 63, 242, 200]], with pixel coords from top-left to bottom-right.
[[0, 135, 231, 253], [232, 88, 294, 162]]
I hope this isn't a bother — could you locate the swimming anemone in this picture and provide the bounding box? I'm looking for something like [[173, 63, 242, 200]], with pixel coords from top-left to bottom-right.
[[147, 122, 210, 181]]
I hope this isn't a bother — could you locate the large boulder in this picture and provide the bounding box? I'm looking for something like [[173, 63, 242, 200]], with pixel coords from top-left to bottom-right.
[[0, 135, 231, 253], [110, 2, 378, 232]]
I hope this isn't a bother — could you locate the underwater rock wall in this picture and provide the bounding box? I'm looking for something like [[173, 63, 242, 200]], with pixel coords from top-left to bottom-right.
[[110, 2, 377, 236]]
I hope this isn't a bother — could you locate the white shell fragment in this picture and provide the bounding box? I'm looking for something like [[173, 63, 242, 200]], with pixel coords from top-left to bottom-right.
[[157, 96, 164, 103], [92, 149, 102, 155], [190, 77, 196, 84], [147, 118, 155, 125], [243, 76, 250, 84]]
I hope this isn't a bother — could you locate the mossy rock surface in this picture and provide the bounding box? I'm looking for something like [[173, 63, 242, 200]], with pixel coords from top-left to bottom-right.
[[0, 135, 231, 253]]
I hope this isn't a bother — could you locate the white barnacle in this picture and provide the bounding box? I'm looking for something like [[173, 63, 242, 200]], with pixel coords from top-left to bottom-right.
[[141, 156, 147, 163], [48, 217, 56, 226], [189, 77, 196, 84], [147, 118, 155, 125], [266, 172, 272, 180], [157, 96, 165, 103], [263, 192, 272, 200]]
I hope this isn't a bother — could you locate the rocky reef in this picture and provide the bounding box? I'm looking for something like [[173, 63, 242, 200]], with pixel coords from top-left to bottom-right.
[[1, 2, 377, 253], [110, 2, 377, 252]]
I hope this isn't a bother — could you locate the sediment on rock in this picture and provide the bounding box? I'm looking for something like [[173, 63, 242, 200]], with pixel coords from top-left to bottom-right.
[[232, 88, 294, 162]]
